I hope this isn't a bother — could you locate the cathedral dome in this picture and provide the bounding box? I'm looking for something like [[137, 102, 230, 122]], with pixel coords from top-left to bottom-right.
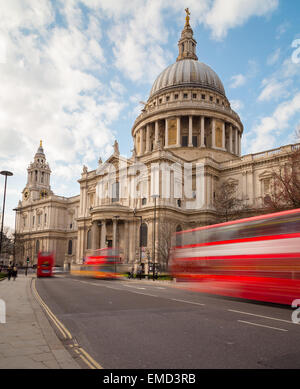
[[149, 59, 226, 98]]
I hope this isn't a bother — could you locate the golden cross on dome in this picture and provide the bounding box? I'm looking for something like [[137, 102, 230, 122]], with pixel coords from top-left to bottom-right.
[[185, 8, 190, 26], [40, 140, 42, 147]]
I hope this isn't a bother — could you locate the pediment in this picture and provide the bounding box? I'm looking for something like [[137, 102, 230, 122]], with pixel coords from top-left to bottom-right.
[[224, 177, 239, 185], [96, 154, 132, 176], [258, 170, 272, 179]]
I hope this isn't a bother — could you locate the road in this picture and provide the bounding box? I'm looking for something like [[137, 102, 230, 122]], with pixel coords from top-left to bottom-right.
[[36, 275, 300, 369]]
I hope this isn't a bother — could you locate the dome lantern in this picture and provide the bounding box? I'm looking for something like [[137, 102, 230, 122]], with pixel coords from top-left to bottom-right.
[[177, 8, 198, 62]]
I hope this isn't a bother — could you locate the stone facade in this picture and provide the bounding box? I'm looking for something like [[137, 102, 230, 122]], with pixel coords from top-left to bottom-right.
[[15, 19, 299, 269], [15, 141, 79, 266]]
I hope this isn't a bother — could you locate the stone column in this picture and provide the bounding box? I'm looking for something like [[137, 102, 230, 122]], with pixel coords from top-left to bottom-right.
[[154, 121, 159, 148], [140, 128, 144, 155], [207, 174, 211, 207], [229, 124, 233, 153], [124, 220, 129, 262], [188, 115, 193, 147], [242, 171, 247, 201], [146, 124, 151, 152], [101, 220, 106, 248], [212, 118, 216, 148], [176, 117, 181, 147], [165, 118, 169, 148], [113, 219, 118, 248], [200, 116, 205, 147], [222, 121, 226, 150], [91, 221, 99, 250], [235, 128, 239, 155], [239, 131, 242, 156], [248, 169, 254, 205]]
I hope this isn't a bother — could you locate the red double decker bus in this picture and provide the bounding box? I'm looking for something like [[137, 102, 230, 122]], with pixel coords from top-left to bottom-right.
[[72, 248, 121, 279], [170, 208, 300, 305], [37, 252, 55, 277]]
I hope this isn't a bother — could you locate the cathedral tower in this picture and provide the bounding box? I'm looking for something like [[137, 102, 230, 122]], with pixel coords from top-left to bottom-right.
[[22, 141, 52, 202]]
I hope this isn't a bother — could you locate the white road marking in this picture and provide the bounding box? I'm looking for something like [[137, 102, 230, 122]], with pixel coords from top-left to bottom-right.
[[77, 280, 122, 290], [129, 291, 158, 297], [228, 309, 297, 325], [171, 298, 205, 306], [73, 279, 159, 294], [123, 284, 146, 290], [100, 285, 122, 290], [238, 320, 288, 332]]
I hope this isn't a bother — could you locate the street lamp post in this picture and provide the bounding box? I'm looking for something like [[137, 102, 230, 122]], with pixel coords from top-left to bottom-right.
[[151, 194, 159, 281], [133, 208, 142, 261], [113, 215, 120, 274], [13, 207, 18, 266], [0, 171, 13, 262]]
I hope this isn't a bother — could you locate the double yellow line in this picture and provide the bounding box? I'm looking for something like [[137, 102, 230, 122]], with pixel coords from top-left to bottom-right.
[[31, 278, 103, 369]]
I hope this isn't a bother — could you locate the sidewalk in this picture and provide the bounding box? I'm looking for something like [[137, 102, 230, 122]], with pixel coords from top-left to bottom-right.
[[0, 274, 80, 369]]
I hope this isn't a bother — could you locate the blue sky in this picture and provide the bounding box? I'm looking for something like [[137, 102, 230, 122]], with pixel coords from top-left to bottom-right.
[[0, 0, 300, 228]]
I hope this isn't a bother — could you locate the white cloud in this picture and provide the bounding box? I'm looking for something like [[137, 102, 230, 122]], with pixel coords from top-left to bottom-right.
[[276, 21, 290, 39], [204, 0, 278, 40], [0, 1, 124, 175], [258, 78, 291, 102], [230, 74, 246, 88], [230, 99, 244, 111], [256, 51, 300, 103], [248, 93, 300, 153], [109, 1, 173, 83], [267, 48, 281, 66], [0, 0, 54, 31]]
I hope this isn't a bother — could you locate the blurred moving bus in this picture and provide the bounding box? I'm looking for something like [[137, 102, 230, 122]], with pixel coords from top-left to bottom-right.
[[72, 248, 122, 279], [170, 208, 300, 305], [37, 251, 55, 277]]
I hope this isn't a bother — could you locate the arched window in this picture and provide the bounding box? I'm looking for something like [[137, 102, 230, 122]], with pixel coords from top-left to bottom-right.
[[112, 182, 119, 203], [140, 223, 148, 248], [87, 230, 91, 249], [68, 240, 72, 255]]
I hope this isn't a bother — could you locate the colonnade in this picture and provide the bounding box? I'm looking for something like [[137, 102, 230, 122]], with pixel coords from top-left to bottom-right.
[[135, 115, 241, 156], [90, 218, 129, 251]]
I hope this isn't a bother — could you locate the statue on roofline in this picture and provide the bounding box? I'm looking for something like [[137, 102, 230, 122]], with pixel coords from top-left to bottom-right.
[[82, 165, 88, 174], [185, 8, 190, 26], [113, 140, 119, 155]]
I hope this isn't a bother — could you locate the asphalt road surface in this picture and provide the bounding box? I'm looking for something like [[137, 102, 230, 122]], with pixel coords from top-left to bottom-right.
[[36, 275, 300, 369]]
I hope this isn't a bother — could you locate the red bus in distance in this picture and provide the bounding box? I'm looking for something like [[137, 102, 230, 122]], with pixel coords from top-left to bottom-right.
[[72, 248, 122, 279], [37, 251, 55, 277], [170, 208, 300, 305]]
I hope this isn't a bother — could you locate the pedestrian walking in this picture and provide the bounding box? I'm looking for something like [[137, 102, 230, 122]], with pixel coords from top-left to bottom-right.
[[129, 267, 134, 279], [12, 264, 18, 281], [7, 265, 12, 281], [137, 265, 143, 280]]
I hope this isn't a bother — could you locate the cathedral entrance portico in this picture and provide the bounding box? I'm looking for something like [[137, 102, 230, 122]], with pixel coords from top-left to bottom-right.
[[89, 215, 132, 263]]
